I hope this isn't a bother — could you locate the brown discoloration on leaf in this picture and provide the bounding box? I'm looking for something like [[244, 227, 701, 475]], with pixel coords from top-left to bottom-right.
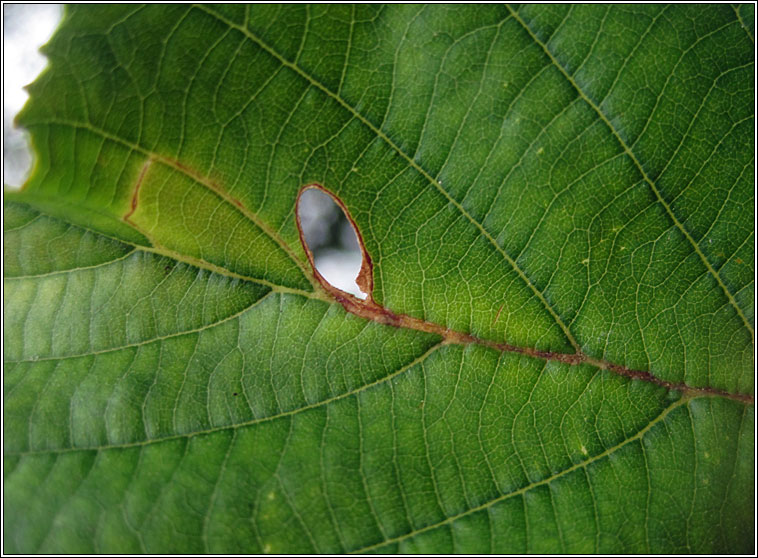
[[123, 158, 153, 222], [493, 303, 504, 326], [295, 184, 753, 405]]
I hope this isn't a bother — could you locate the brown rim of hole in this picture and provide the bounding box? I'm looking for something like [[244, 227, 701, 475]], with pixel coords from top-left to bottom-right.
[[296, 184, 374, 303]]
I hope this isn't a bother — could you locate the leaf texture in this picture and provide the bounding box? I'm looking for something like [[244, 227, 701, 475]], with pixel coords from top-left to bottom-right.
[[4, 4, 754, 553]]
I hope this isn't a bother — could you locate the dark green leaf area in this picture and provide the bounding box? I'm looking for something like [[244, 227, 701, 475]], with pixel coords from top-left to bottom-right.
[[372, 399, 753, 555], [736, 4, 754, 41]]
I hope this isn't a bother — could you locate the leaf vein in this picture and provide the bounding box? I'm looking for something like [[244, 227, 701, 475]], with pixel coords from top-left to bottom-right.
[[507, 5, 753, 338], [350, 399, 686, 554]]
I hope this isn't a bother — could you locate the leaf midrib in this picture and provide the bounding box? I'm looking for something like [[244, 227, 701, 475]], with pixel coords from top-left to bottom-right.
[[6, 197, 753, 404]]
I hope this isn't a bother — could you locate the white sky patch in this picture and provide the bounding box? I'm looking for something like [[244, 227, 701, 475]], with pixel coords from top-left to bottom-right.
[[298, 188, 366, 299], [315, 248, 365, 299], [3, 4, 63, 187]]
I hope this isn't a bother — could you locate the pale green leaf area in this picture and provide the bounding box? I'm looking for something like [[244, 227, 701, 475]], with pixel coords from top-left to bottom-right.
[[3, 4, 754, 554]]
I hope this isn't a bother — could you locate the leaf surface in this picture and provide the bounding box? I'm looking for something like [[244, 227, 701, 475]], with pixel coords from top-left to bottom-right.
[[4, 4, 754, 553]]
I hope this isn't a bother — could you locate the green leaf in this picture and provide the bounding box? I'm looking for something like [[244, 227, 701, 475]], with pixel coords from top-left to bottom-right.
[[4, 4, 753, 553]]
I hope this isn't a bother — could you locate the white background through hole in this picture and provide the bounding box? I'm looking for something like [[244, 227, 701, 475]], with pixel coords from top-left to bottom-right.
[[3, 4, 63, 187], [298, 188, 366, 299]]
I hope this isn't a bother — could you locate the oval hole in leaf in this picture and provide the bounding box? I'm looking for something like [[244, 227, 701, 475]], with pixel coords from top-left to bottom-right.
[[297, 187, 367, 299]]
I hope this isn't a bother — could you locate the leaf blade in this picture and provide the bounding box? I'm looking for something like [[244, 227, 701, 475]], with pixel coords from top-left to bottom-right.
[[4, 4, 753, 553]]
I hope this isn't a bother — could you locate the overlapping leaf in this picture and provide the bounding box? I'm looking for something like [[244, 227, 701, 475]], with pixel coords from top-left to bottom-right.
[[4, 4, 754, 553]]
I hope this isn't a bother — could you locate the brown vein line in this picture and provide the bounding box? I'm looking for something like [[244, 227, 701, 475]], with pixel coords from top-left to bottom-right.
[[193, 3, 581, 353], [319, 284, 754, 404], [5, 342, 444, 457], [293, 186, 753, 405], [125, 152, 316, 291], [123, 157, 151, 222], [507, 5, 754, 339], [38, 119, 313, 289], [350, 398, 686, 554]]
